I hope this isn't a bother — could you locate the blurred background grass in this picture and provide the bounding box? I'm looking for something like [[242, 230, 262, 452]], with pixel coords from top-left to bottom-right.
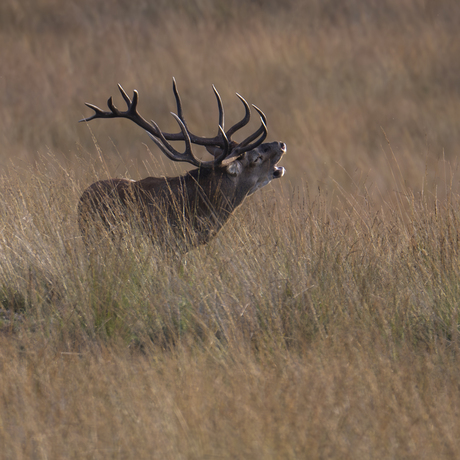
[[2, 0, 459, 201]]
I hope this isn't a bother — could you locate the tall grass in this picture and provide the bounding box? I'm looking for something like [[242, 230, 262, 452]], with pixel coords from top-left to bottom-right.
[[2, 153, 460, 457], [2, 0, 460, 458]]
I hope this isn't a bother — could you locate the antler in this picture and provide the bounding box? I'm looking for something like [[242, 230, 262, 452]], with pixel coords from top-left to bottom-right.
[[80, 79, 268, 168]]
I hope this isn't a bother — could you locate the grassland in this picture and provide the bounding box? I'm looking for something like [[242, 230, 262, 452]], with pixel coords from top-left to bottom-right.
[[1, 0, 460, 458]]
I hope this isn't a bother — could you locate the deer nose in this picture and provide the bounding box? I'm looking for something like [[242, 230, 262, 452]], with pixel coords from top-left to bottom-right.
[[280, 142, 287, 152]]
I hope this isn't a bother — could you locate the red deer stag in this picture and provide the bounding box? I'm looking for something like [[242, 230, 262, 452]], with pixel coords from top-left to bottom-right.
[[78, 79, 286, 252]]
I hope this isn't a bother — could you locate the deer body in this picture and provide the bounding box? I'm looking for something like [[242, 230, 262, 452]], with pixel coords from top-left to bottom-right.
[[79, 80, 286, 251]]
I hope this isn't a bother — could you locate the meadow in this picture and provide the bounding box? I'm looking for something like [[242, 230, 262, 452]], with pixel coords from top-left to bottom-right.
[[1, 0, 460, 458]]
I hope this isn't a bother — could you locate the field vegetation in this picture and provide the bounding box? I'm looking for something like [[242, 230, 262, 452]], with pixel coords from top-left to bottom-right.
[[1, 0, 460, 458]]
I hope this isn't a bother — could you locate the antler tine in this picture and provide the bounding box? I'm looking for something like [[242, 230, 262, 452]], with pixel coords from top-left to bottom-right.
[[79, 103, 111, 122], [117, 84, 132, 106], [253, 104, 267, 124], [106, 96, 121, 116], [225, 93, 251, 138], [172, 77, 187, 128], [212, 85, 224, 131], [236, 105, 268, 149], [146, 131, 181, 163]]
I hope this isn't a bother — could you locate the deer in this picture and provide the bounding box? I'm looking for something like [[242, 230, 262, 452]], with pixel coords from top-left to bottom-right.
[[78, 79, 286, 253]]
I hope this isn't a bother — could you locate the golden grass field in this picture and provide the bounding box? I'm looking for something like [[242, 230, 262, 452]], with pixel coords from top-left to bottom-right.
[[2, 0, 460, 458]]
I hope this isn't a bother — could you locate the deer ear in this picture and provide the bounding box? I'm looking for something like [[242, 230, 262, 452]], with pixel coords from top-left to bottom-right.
[[226, 160, 243, 176]]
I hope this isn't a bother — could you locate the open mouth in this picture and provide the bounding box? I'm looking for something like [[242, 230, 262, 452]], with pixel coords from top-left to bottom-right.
[[273, 166, 286, 179]]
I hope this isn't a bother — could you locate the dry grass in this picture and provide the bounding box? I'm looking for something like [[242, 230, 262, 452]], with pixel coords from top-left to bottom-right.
[[2, 0, 460, 458]]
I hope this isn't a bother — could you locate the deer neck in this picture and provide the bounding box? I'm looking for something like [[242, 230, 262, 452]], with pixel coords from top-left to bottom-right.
[[185, 167, 245, 214], [174, 168, 245, 244]]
